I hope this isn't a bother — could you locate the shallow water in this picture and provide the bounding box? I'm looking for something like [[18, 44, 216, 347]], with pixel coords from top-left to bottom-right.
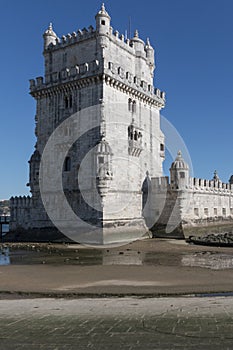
[[182, 252, 233, 270], [0, 246, 142, 266], [1, 246, 233, 269]]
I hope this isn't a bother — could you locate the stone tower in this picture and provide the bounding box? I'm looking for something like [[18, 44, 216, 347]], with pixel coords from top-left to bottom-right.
[[170, 151, 189, 190], [10, 4, 166, 245]]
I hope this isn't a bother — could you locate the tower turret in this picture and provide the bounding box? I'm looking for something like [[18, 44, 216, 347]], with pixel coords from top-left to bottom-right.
[[170, 151, 189, 190], [131, 30, 145, 57], [95, 3, 111, 35], [145, 38, 155, 72], [43, 23, 58, 50]]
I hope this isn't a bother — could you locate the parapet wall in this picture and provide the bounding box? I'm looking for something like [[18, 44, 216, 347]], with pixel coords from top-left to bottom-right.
[[29, 59, 101, 92], [10, 196, 32, 231], [45, 25, 145, 56], [149, 176, 233, 239], [189, 177, 233, 192], [29, 60, 165, 107], [10, 196, 52, 232]]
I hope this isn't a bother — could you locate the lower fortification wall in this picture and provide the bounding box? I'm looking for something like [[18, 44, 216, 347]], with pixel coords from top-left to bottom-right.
[[10, 196, 52, 232], [149, 176, 233, 239]]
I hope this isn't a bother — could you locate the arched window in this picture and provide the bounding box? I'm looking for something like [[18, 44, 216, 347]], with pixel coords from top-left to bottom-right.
[[64, 96, 69, 109], [69, 95, 73, 108], [64, 95, 73, 109], [64, 157, 71, 172], [132, 101, 136, 113], [128, 98, 132, 111]]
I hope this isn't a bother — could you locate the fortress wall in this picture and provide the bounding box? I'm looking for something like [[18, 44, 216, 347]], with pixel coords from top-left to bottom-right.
[[149, 176, 233, 238], [10, 196, 32, 230], [10, 196, 52, 232], [184, 177, 233, 220]]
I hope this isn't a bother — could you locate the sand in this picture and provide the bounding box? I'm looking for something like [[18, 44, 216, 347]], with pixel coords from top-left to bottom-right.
[[1, 238, 233, 297]]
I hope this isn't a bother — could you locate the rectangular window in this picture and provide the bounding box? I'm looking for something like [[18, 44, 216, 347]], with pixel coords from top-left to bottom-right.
[[214, 208, 217, 216], [98, 156, 104, 164], [180, 172, 185, 179], [194, 208, 199, 216], [222, 208, 226, 216], [64, 157, 71, 172], [204, 208, 208, 216]]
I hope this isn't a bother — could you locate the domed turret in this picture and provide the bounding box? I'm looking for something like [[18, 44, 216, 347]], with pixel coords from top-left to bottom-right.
[[145, 38, 155, 70], [95, 3, 111, 35], [130, 30, 145, 55], [43, 23, 58, 50], [170, 151, 189, 189]]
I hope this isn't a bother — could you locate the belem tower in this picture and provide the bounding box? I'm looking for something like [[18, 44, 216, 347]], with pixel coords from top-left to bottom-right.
[[10, 4, 233, 244]]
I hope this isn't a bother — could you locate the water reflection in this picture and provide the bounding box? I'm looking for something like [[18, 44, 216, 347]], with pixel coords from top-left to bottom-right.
[[2, 246, 233, 269], [103, 251, 143, 265], [182, 252, 233, 270], [0, 247, 10, 265], [0, 247, 144, 266]]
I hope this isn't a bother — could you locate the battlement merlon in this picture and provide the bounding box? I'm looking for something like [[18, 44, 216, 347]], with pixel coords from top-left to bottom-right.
[[42, 5, 157, 85], [29, 73, 165, 109]]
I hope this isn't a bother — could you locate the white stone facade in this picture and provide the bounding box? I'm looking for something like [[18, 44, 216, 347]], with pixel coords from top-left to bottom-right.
[[148, 152, 233, 238], [11, 5, 233, 243], [10, 5, 165, 244]]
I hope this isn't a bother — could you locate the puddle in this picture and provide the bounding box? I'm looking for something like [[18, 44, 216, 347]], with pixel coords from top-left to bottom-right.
[[103, 251, 143, 265], [0, 247, 143, 266], [0, 248, 10, 265], [2, 246, 233, 269], [182, 252, 233, 270]]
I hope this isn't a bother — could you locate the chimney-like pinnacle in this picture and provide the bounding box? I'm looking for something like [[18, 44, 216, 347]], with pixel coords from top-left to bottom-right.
[[96, 3, 110, 18]]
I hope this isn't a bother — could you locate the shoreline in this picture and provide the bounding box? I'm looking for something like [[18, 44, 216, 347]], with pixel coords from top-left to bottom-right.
[[1, 238, 233, 298]]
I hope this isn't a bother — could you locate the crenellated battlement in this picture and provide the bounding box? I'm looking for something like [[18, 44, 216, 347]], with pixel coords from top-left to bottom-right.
[[45, 25, 96, 52], [29, 60, 165, 107], [29, 59, 101, 92], [190, 177, 233, 192], [10, 196, 32, 208], [151, 176, 169, 190], [44, 24, 150, 58], [106, 62, 165, 99], [150, 175, 233, 194]]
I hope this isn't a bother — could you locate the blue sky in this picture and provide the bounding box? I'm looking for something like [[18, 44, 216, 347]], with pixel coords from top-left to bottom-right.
[[0, 0, 233, 199]]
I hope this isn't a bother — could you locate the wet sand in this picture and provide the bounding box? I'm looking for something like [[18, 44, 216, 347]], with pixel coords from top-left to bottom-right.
[[1, 239, 233, 297]]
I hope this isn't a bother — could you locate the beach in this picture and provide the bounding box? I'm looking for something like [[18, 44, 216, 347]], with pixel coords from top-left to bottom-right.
[[1, 238, 233, 297]]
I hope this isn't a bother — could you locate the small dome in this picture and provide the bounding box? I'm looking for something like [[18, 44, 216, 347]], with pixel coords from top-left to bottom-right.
[[43, 23, 57, 38], [96, 139, 113, 155], [170, 150, 189, 170], [131, 29, 145, 44], [95, 3, 111, 19]]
